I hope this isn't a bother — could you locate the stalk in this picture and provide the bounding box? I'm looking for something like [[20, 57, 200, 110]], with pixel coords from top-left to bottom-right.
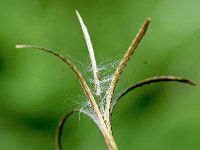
[[105, 18, 151, 132]]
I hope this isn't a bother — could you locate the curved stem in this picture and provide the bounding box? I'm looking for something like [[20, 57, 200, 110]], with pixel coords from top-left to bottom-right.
[[111, 76, 196, 115], [56, 109, 79, 150], [56, 109, 118, 150], [16, 45, 100, 119], [16, 44, 118, 149]]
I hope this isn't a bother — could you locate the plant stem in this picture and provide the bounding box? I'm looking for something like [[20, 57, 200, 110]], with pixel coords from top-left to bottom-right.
[[16, 45, 100, 115], [111, 76, 196, 115], [56, 110, 118, 150], [56, 109, 79, 150], [16, 44, 118, 150], [105, 18, 151, 133], [76, 10, 101, 98], [103, 132, 118, 150]]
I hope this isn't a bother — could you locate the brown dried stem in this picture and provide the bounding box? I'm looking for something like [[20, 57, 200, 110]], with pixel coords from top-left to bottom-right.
[[15, 45, 99, 113], [105, 18, 151, 132], [111, 76, 196, 115], [56, 109, 79, 150], [16, 45, 118, 150]]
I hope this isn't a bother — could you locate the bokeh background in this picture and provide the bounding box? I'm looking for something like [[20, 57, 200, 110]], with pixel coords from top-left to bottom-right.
[[0, 0, 200, 149]]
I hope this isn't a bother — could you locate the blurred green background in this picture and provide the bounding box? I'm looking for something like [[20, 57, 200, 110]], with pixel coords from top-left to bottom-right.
[[0, 0, 200, 149]]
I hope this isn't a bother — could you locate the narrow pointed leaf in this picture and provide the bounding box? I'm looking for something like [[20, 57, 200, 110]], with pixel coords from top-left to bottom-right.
[[105, 18, 151, 131], [111, 76, 196, 115], [16, 45, 104, 125], [76, 10, 101, 97]]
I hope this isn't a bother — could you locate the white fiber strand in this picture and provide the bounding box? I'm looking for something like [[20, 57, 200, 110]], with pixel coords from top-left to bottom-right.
[[76, 10, 101, 96]]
